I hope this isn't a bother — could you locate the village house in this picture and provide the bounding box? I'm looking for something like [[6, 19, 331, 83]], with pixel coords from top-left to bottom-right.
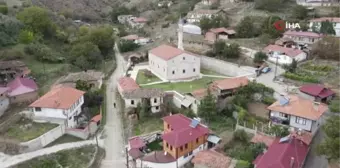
[[29, 87, 85, 128], [201, 0, 218, 5], [0, 87, 9, 117], [0, 60, 30, 85], [121, 34, 151, 45], [253, 135, 309, 168], [263, 45, 307, 65], [0, 77, 38, 104], [117, 15, 148, 28], [56, 70, 104, 89], [186, 9, 224, 23], [191, 149, 232, 168], [148, 44, 200, 82], [186, 88, 211, 114], [298, 84, 335, 102], [268, 95, 328, 134], [117, 77, 164, 113], [274, 37, 296, 48], [309, 17, 340, 37], [211, 77, 249, 97], [158, 1, 173, 7], [283, 31, 323, 46], [205, 27, 236, 43], [297, 0, 339, 7]]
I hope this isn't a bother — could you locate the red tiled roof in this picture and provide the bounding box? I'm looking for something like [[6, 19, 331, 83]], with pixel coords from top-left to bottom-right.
[[210, 27, 236, 34], [284, 31, 322, 38], [268, 95, 328, 120], [0, 87, 9, 95], [290, 131, 313, 146], [142, 151, 176, 163], [133, 17, 148, 23], [251, 133, 275, 147], [118, 77, 140, 92], [310, 17, 340, 23], [29, 87, 85, 109], [91, 114, 102, 122], [128, 148, 144, 159], [263, 45, 304, 58], [7, 77, 38, 96], [191, 150, 231, 168], [212, 77, 248, 90], [253, 138, 309, 168], [299, 84, 335, 99], [191, 88, 208, 100], [162, 114, 209, 148], [121, 34, 139, 40], [149, 45, 185, 60], [129, 136, 146, 149]]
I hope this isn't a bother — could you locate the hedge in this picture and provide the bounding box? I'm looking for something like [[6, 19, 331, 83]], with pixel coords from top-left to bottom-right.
[[283, 72, 319, 83]]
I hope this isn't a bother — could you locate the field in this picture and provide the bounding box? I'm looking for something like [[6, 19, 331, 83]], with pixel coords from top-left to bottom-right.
[[142, 76, 224, 93], [134, 117, 163, 136], [136, 69, 162, 84]]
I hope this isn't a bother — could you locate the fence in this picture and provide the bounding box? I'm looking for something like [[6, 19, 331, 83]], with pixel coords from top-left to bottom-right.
[[66, 122, 98, 140], [235, 120, 271, 135], [200, 55, 256, 78], [20, 124, 66, 152]]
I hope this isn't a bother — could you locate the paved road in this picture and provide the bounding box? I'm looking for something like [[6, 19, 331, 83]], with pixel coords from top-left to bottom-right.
[[100, 44, 127, 168]]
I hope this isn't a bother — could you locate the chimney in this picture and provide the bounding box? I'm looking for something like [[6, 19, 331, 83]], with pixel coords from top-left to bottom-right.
[[290, 157, 295, 168]]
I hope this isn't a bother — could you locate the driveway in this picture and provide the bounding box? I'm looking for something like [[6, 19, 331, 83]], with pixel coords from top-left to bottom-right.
[[100, 44, 127, 168]]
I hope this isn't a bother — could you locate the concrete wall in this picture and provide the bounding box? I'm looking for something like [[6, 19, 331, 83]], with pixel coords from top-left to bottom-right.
[[166, 53, 200, 81], [289, 115, 313, 132], [149, 52, 168, 81], [0, 97, 9, 117], [200, 55, 256, 78], [65, 122, 98, 140], [267, 52, 306, 65], [20, 124, 66, 152]]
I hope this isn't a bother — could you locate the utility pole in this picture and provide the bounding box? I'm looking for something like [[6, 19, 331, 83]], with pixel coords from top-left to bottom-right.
[[273, 56, 278, 81]]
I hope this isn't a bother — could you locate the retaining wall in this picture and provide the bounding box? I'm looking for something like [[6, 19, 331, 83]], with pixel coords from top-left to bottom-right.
[[66, 122, 98, 140]]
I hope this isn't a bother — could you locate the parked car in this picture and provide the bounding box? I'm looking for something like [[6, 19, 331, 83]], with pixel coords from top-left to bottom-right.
[[262, 67, 271, 73]]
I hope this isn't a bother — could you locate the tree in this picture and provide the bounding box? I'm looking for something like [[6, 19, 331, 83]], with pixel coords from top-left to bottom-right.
[[223, 43, 241, 58], [268, 125, 289, 137], [199, 15, 229, 32], [320, 20, 336, 35], [253, 52, 268, 63], [0, 14, 23, 47], [317, 116, 340, 161], [88, 25, 115, 57], [255, 0, 284, 12], [111, 6, 133, 23], [70, 42, 103, 69], [18, 29, 34, 44], [0, 5, 8, 15], [262, 16, 282, 38], [292, 5, 308, 20], [16, 6, 52, 35], [198, 89, 217, 123], [283, 59, 298, 73], [212, 40, 226, 55], [329, 99, 340, 113], [118, 40, 140, 53], [76, 80, 91, 91], [139, 100, 151, 119], [233, 129, 249, 142], [311, 36, 340, 60], [236, 16, 257, 38]]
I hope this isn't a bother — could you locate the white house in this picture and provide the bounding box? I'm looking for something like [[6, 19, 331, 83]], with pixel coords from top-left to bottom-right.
[[202, 0, 218, 5], [148, 45, 200, 82], [29, 87, 85, 128], [186, 9, 224, 23], [268, 95, 328, 135], [118, 77, 164, 113], [309, 17, 340, 37], [0, 87, 9, 117], [263, 45, 307, 64], [121, 34, 151, 45], [283, 30, 323, 46]]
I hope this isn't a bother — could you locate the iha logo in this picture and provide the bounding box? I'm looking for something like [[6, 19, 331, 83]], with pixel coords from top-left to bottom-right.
[[273, 20, 301, 31]]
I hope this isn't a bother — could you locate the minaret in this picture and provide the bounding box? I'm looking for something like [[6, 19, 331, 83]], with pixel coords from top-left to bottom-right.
[[177, 18, 184, 50]]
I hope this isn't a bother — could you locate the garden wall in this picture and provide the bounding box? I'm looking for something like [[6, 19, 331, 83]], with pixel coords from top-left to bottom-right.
[[200, 56, 256, 78], [20, 124, 66, 152], [66, 122, 98, 140]]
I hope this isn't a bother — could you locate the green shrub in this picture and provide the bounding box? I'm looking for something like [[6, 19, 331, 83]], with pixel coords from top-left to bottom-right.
[[302, 62, 333, 72], [24, 43, 65, 63], [236, 160, 251, 168], [283, 72, 319, 83], [262, 96, 276, 105], [118, 40, 140, 53], [330, 99, 340, 113], [268, 125, 289, 137], [18, 30, 34, 44], [233, 130, 249, 142], [0, 5, 8, 15], [0, 49, 24, 60]]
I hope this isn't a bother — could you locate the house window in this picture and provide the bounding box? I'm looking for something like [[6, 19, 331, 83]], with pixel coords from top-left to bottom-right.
[[172, 70, 175, 74], [167, 124, 170, 129], [154, 98, 157, 103], [183, 57, 185, 60], [69, 117, 72, 120], [156, 106, 159, 110], [35, 107, 42, 112], [170, 145, 173, 150], [183, 69, 186, 74], [131, 100, 134, 105], [196, 138, 199, 143], [295, 117, 307, 125], [279, 113, 286, 118], [180, 146, 183, 151], [166, 142, 169, 147], [185, 143, 188, 149], [193, 68, 196, 72]]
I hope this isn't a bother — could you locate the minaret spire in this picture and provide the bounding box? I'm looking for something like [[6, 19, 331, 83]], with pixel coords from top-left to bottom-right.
[[177, 17, 184, 50]]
